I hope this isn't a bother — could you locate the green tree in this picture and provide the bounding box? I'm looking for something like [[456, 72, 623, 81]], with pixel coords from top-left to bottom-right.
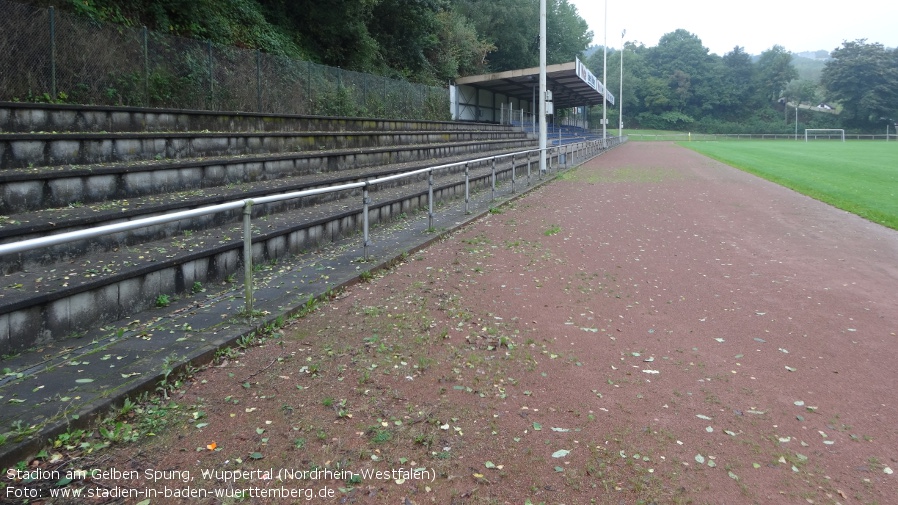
[[755, 45, 798, 102], [452, 0, 591, 71], [432, 10, 496, 79], [452, 0, 538, 71], [784, 79, 819, 106], [821, 39, 898, 128], [718, 46, 757, 117], [645, 30, 719, 119], [545, 0, 592, 65], [260, 0, 380, 69], [367, 0, 445, 82]]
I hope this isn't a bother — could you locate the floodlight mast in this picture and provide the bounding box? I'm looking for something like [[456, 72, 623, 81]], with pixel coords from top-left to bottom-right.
[[602, 0, 607, 139], [539, 0, 547, 173], [619, 29, 625, 138]]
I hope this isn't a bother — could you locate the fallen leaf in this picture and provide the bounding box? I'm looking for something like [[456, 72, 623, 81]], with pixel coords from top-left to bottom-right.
[[551, 449, 570, 458]]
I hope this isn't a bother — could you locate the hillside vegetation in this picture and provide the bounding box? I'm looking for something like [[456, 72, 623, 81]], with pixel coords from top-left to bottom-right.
[[26, 0, 898, 132], [41, 0, 587, 86]]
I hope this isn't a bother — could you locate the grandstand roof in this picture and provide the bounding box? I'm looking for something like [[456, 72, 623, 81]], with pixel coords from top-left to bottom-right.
[[454, 60, 612, 110]]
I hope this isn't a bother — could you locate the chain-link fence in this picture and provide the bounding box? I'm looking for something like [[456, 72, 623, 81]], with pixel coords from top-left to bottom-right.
[[0, 0, 449, 120]]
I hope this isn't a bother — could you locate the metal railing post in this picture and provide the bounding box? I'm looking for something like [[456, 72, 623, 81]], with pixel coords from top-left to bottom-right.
[[362, 183, 370, 260], [539, 149, 544, 180], [428, 170, 434, 230], [527, 151, 532, 186], [490, 157, 496, 200], [511, 154, 516, 193], [243, 200, 254, 317], [464, 163, 470, 214]]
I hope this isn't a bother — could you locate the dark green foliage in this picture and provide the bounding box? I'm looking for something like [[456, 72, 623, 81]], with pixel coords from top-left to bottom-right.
[[755, 45, 798, 102], [19, 0, 893, 132], [71, 0, 304, 57], [584, 30, 887, 133], [821, 40, 898, 128], [453, 0, 590, 71], [59, 0, 510, 85]]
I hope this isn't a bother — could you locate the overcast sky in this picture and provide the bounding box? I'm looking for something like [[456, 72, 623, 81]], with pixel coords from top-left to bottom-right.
[[567, 0, 898, 56]]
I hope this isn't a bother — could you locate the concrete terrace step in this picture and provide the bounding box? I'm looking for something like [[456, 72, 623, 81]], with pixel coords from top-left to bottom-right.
[[0, 129, 529, 169], [0, 102, 515, 134], [0, 101, 539, 354], [0, 137, 533, 213], [0, 144, 535, 270], [0, 148, 550, 353]]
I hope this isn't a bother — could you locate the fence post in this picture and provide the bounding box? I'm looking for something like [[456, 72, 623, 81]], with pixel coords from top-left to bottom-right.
[[142, 26, 149, 106], [207, 40, 214, 109], [49, 6, 56, 101], [243, 200, 254, 318], [256, 49, 262, 113]]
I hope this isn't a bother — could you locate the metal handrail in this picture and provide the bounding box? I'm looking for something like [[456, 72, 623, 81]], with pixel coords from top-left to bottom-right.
[[0, 138, 622, 315]]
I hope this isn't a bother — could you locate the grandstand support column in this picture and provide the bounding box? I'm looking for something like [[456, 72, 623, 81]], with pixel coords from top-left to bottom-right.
[[362, 184, 370, 260], [539, 0, 547, 174], [243, 200, 254, 318]]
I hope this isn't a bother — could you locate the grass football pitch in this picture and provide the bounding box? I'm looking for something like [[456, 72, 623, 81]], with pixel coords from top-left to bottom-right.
[[680, 141, 898, 231]]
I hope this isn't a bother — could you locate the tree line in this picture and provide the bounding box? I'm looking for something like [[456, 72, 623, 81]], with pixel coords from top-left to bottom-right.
[[34, 0, 898, 132], [589, 31, 898, 133]]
